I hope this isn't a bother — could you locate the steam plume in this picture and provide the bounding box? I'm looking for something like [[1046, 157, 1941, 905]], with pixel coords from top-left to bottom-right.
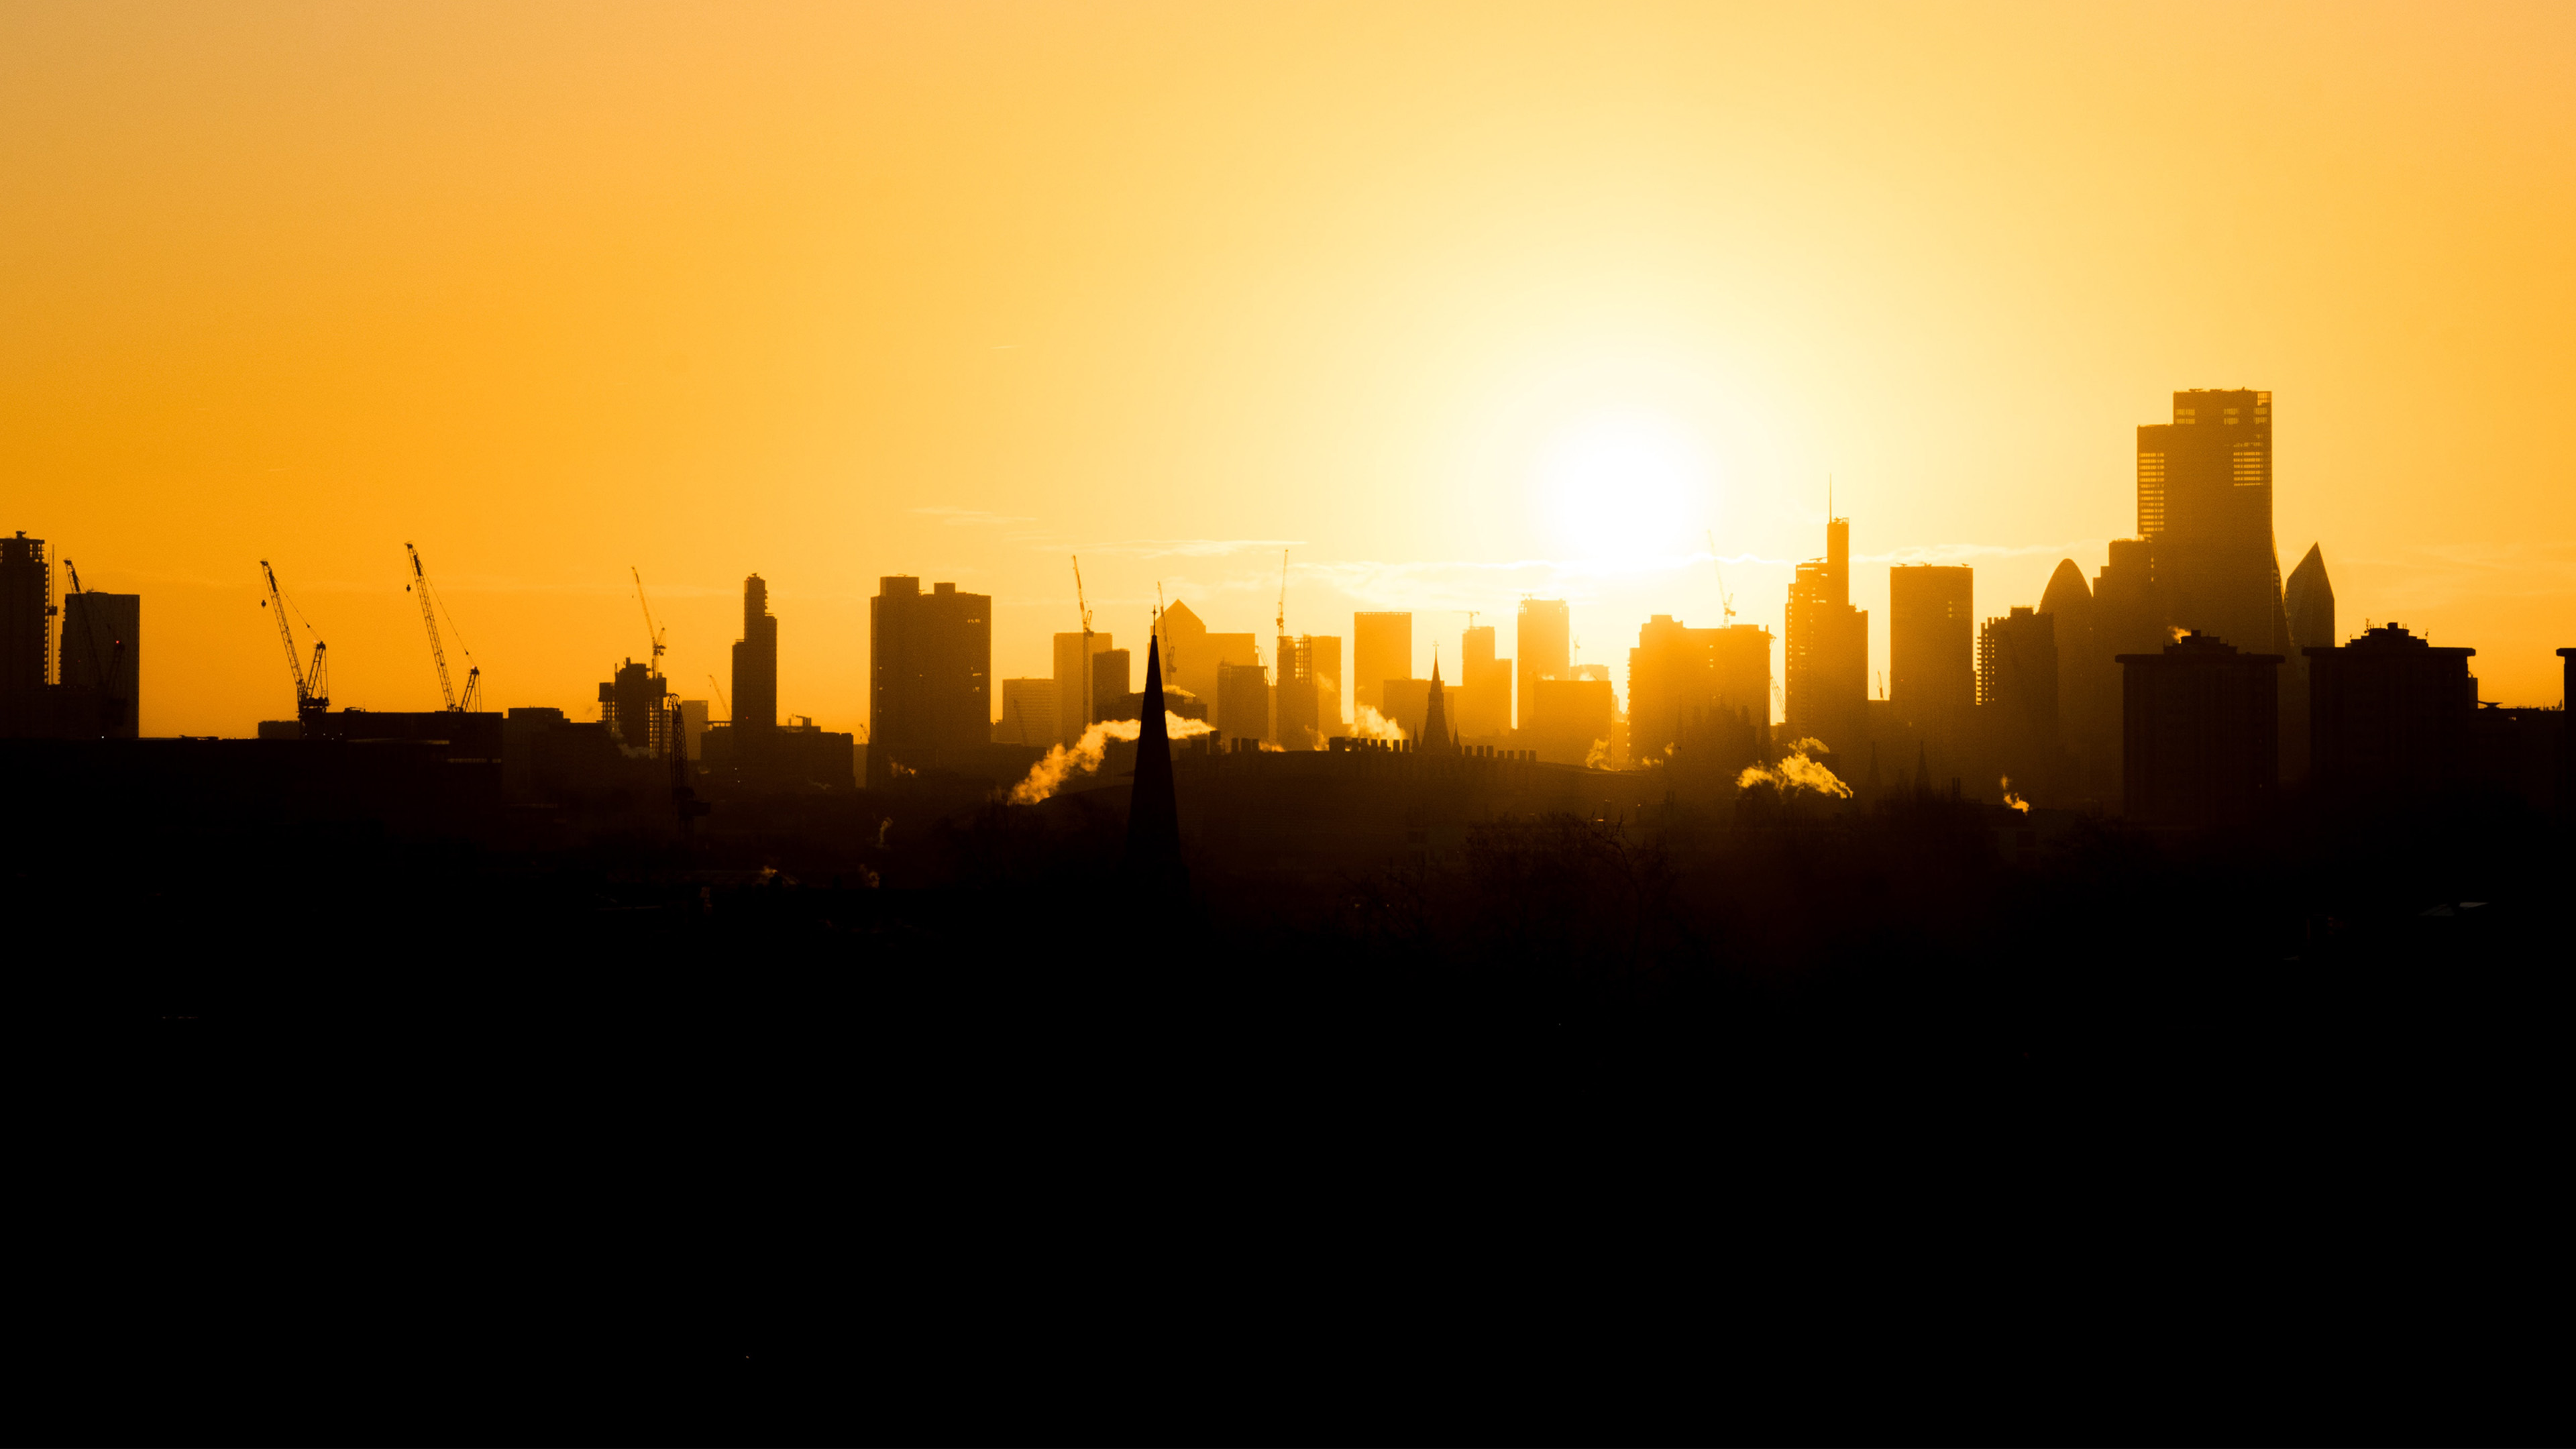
[[1010, 712, 1214, 805], [1736, 737, 1853, 798], [2000, 776, 2030, 813], [1351, 706, 1407, 742]]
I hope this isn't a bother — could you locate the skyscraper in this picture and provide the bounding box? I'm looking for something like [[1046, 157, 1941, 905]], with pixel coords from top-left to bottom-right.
[[0, 533, 49, 736], [731, 574, 777, 733], [1275, 636, 1320, 749], [1052, 631, 1114, 745], [2278, 543, 2335, 783], [1516, 598, 1570, 733], [1786, 515, 1868, 759], [2038, 559, 2111, 799], [2118, 632, 2282, 827], [58, 589, 140, 739], [1627, 614, 1772, 766], [1353, 612, 1411, 718], [1889, 564, 1974, 777], [869, 576, 991, 786], [1091, 649, 1132, 721], [1978, 606, 2060, 798], [1456, 624, 1512, 741], [1217, 661, 1269, 745], [2137, 389, 2282, 653]]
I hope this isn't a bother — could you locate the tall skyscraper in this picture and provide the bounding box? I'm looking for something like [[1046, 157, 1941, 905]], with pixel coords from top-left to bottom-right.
[[2283, 545, 2334, 653], [1889, 564, 1974, 777], [1275, 635, 1320, 749], [2137, 389, 2282, 653], [1516, 598, 1570, 733], [2038, 559, 2111, 799], [1353, 612, 1411, 718], [1456, 624, 1513, 741], [58, 590, 140, 739], [1627, 614, 1772, 765], [869, 576, 991, 786], [1091, 649, 1132, 721], [1978, 606, 2060, 797], [1309, 635, 1342, 731], [0, 532, 50, 735], [1786, 515, 1868, 758], [731, 574, 777, 732], [1052, 631, 1114, 745]]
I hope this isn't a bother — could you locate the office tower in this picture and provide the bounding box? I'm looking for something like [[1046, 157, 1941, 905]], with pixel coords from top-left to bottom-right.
[[2304, 623, 2477, 796], [0, 533, 48, 735], [2038, 559, 2112, 800], [603, 659, 668, 755], [1091, 649, 1132, 722], [2118, 631, 2282, 826], [1627, 614, 1772, 767], [731, 574, 778, 733], [1786, 516, 1868, 759], [2137, 389, 2284, 653], [869, 576, 991, 785], [1528, 675, 1615, 767], [1051, 631, 1114, 745], [1309, 635, 1342, 731], [2284, 545, 2334, 654], [680, 698, 708, 759], [58, 590, 141, 739], [1353, 612, 1411, 717], [997, 678, 1061, 746], [1150, 600, 1256, 727], [1275, 635, 1320, 749], [1889, 564, 1974, 777], [1419, 657, 1453, 752], [1978, 606, 2060, 797], [1517, 598, 1570, 733], [1456, 625, 1513, 741], [1217, 662, 1270, 745]]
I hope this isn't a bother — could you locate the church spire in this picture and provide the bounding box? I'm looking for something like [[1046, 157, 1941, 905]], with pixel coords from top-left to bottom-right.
[[1421, 652, 1453, 753]]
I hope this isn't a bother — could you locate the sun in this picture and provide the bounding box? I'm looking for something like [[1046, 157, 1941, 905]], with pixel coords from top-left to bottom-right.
[[1531, 408, 1714, 566]]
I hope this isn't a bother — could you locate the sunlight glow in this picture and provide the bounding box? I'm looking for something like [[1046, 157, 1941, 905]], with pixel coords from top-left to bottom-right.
[[1532, 409, 1715, 566]]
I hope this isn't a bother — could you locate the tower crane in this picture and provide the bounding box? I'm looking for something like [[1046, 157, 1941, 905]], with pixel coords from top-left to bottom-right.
[[1275, 549, 1289, 637], [707, 673, 730, 717], [1707, 531, 1737, 625], [632, 567, 667, 676], [260, 560, 329, 723], [406, 542, 480, 710], [1072, 555, 1093, 727]]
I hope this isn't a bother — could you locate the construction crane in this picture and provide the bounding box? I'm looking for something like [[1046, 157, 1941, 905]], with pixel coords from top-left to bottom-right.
[[62, 560, 125, 733], [1706, 531, 1737, 625], [707, 673, 730, 718], [1072, 555, 1093, 727], [259, 559, 329, 722], [632, 566, 666, 676], [405, 542, 480, 711], [1275, 549, 1289, 637]]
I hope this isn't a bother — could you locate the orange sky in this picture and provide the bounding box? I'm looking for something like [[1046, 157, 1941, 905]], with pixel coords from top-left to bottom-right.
[[5, 1, 2571, 737]]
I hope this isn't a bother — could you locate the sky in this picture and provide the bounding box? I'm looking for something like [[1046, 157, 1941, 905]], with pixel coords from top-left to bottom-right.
[[5, 1, 2572, 737]]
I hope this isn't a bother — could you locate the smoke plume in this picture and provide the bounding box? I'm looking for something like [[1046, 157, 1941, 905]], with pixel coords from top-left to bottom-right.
[[1736, 737, 1854, 798], [2000, 776, 2031, 813], [1009, 712, 1214, 805]]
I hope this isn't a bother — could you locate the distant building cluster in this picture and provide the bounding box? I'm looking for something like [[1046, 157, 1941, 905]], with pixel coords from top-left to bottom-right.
[[0, 531, 140, 741]]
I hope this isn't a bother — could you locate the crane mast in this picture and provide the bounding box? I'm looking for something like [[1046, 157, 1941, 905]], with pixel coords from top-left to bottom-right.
[[260, 559, 328, 722], [632, 566, 667, 676], [1071, 555, 1093, 729], [407, 542, 458, 710]]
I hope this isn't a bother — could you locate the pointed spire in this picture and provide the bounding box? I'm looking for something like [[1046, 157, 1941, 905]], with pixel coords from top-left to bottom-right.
[[1421, 653, 1453, 753], [1125, 634, 1183, 881]]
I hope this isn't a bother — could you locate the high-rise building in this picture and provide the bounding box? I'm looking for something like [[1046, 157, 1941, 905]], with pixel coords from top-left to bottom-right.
[[1889, 564, 1974, 777], [1517, 598, 1570, 733], [1627, 614, 1772, 767], [1309, 635, 1342, 731], [0, 532, 49, 735], [1217, 661, 1270, 745], [1456, 625, 1513, 741], [731, 574, 778, 733], [2038, 559, 2110, 800], [2118, 631, 2281, 826], [1786, 516, 1869, 759], [870, 576, 991, 785], [1527, 675, 1615, 767], [2305, 623, 2478, 796], [1275, 635, 1321, 749], [1091, 649, 1132, 722], [996, 678, 1060, 746], [58, 590, 140, 739], [1150, 600, 1256, 729], [1353, 612, 1411, 718], [1978, 606, 2060, 798], [2277, 544, 2334, 783], [2137, 389, 2282, 654], [1052, 631, 1114, 745], [603, 658, 668, 755]]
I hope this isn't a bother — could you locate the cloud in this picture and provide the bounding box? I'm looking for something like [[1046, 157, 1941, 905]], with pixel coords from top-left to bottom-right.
[[914, 507, 1037, 527]]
